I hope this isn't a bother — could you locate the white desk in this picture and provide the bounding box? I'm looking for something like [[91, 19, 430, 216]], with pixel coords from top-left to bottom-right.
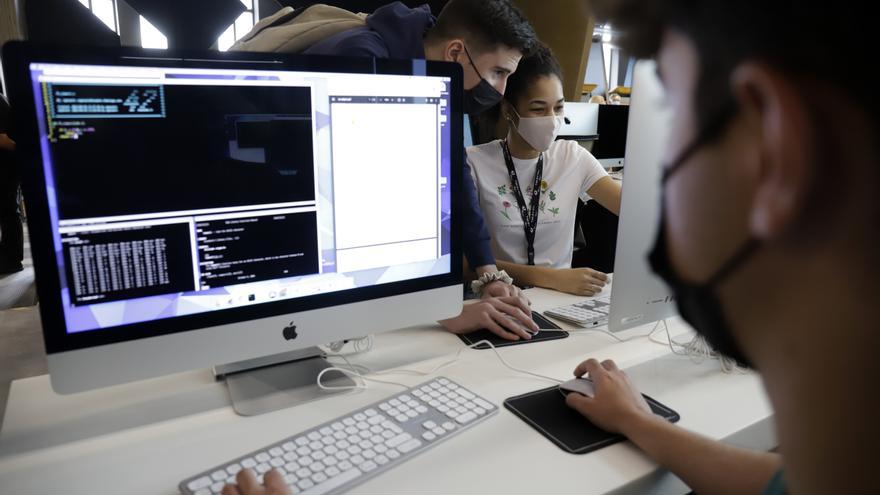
[[0, 288, 776, 494]]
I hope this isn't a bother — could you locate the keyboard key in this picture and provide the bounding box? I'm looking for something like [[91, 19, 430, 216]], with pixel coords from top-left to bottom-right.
[[284, 474, 297, 485], [283, 441, 297, 451], [432, 427, 445, 436], [416, 405, 428, 414], [350, 455, 365, 465], [256, 463, 271, 474], [331, 422, 344, 431], [442, 421, 456, 431], [194, 489, 210, 495], [187, 476, 212, 491], [241, 458, 257, 469], [297, 479, 314, 491], [456, 412, 477, 424], [422, 421, 437, 429], [406, 410, 419, 418], [326, 466, 341, 477], [368, 415, 384, 425], [270, 458, 284, 468], [338, 461, 353, 471], [395, 414, 409, 422], [474, 398, 495, 410], [397, 439, 422, 454], [422, 432, 436, 441], [269, 447, 284, 457], [364, 408, 377, 417], [386, 449, 400, 460], [342, 418, 356, 426], [361, 461, 378, 472], [255, 452, 271, 463], [385, 433, 412, 448], [353, 413, 366, 421], [296, 468, 311, 479], [474, 407, 486, 416], [211, 470, 227, 481], [211, 481, 225, 492], [226, 464, 242, 475]]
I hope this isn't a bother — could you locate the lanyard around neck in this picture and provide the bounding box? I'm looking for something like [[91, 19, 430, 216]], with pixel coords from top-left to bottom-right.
[[500, 140, 543, 265]]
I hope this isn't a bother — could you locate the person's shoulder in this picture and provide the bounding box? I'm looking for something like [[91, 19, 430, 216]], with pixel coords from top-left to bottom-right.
[[547, 138, 587, 161], [466, 139, 504, 163], [306, 28, 389, 58]]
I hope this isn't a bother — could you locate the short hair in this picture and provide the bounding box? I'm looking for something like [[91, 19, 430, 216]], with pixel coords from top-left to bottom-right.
[[503, 43, 564, 107], [588, 1, 878, 135], [426, 0, 538, 56]]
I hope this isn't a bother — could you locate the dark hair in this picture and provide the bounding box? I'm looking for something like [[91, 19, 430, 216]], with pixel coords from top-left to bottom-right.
[[589, 1, 878, 135], [426, 0, 538, 55], [503, 43, 563, 107]]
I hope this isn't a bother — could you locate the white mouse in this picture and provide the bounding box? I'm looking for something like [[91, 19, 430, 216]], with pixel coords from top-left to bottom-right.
[[559, 378, 596, 398]]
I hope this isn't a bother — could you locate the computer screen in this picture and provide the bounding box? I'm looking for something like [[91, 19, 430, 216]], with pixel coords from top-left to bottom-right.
[[29, 62, 454, 335], [590, 104, 629, 168]]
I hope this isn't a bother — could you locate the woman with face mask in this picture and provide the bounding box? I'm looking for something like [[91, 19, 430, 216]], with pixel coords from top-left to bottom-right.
[[466, 43, 622, 296]]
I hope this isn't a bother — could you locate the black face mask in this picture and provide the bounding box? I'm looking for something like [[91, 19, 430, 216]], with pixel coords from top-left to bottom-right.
[[647, 102, 758, 367], [462, 45, 503, 116]]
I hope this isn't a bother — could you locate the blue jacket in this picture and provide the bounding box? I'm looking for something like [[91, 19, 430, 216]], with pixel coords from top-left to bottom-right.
[[305, 2, 496, 269]]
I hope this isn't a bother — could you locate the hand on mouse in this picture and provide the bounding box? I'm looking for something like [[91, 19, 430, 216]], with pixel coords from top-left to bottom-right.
[[548, 268, 607, 296], [481, 279, 526, 300], [439, 295, 538, 340], [564, 358, 652, 434]]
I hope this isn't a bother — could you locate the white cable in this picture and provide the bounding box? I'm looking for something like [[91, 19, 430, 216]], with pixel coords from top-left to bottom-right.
[[317, 338, 563, 392], [649, 319, 748, 374], [567, 319, 666, 343]]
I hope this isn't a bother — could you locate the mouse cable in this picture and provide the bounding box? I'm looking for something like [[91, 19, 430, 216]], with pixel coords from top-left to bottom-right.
[[316, 339, 563, 392]]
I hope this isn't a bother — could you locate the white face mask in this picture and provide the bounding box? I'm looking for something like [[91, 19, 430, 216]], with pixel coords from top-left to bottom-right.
[[510, 107, 565, 152]]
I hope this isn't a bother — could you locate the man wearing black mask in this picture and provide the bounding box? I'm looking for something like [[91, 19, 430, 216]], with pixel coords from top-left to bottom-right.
[[564, 1, 880, 494], [0, 93, 23, 275], [236, 0, 543, 340]]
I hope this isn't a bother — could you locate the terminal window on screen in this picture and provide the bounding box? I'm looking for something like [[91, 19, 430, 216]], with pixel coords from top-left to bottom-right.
[[49, 82, 321, 305]]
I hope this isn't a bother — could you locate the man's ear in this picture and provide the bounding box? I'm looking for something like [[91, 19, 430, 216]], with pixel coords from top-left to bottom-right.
[[444, 39, 464, 63], [730, 63, 815, 241]]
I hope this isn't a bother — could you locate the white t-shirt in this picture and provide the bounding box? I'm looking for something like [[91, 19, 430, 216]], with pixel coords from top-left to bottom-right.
[[467, 139, 609, 268]]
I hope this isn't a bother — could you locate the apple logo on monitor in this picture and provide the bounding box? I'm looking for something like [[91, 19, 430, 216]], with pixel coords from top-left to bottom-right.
[[282, 322, 298, 340]]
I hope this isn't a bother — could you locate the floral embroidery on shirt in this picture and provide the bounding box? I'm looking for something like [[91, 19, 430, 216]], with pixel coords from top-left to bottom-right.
[[539, 200, 546, 213], [501, 200, 512, 220], [548, 207, 560, 217], [497, 184, 507, 196], [548, 190, 557, 201], [540, 180, 549, 192]]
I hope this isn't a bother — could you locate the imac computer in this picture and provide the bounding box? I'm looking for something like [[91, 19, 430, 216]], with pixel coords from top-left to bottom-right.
[[608, 59, 677, 332], [591, 104, 630, 169], [2, 42, 464, 415]]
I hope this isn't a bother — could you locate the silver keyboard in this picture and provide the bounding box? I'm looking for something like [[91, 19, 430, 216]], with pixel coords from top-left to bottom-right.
[[544, 294, 611, 327], [180, 377, 497, 495]]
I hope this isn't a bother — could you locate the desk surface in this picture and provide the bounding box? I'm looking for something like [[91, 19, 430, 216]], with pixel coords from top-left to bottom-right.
[[0, 288, 775, 495]]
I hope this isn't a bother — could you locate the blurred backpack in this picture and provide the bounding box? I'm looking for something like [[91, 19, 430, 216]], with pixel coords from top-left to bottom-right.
[[231, 4, 367, 53]]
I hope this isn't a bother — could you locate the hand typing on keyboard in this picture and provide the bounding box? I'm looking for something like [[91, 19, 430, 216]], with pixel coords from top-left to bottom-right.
[[222, 469, 292, 495]]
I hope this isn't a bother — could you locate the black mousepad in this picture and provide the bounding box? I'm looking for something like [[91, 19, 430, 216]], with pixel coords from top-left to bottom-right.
[[458, 312, 568, 349], [504, 385, 680, 454]]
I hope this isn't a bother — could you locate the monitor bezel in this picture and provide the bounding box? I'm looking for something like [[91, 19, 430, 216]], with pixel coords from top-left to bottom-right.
[[2, 41, 463, 355]]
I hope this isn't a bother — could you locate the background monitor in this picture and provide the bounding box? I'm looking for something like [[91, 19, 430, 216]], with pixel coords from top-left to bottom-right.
[[2, 43, 463, 411], [591, 104, 629, 168], [558, 101, 598, 140], [609, 60, 677, 332]]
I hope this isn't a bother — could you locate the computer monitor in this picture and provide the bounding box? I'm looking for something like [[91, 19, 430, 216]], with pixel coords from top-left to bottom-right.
[[591, 104, 629, 168], [2, 43, 463, 413], [608, 60, 676, 332], [558, 101, 598, 140]]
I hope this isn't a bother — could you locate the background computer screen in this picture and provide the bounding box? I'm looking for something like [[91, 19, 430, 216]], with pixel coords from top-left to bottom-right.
[[28, 63, 454, 334], [590, 105, 629, 163]]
